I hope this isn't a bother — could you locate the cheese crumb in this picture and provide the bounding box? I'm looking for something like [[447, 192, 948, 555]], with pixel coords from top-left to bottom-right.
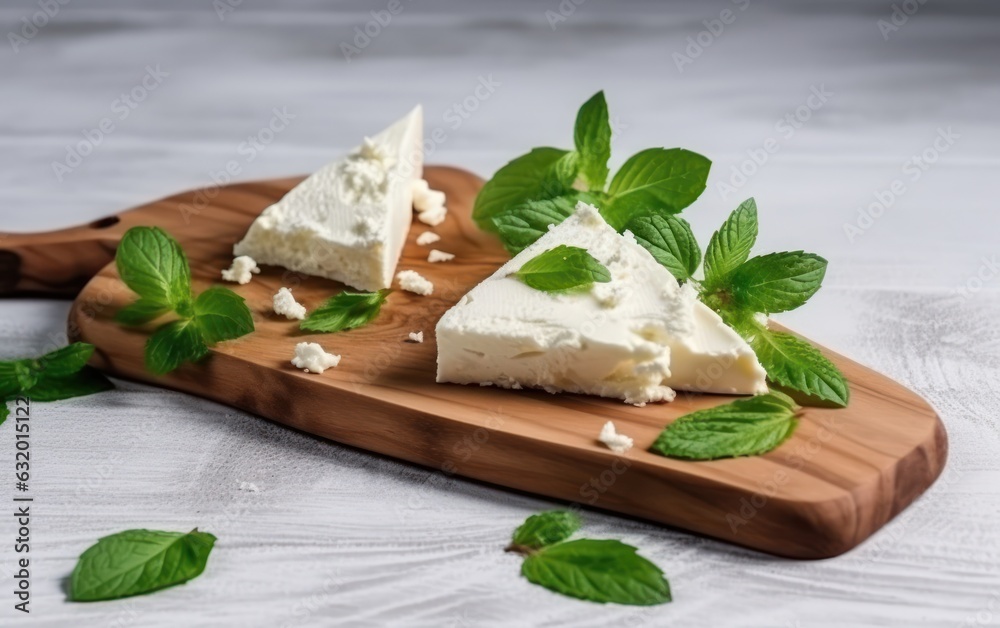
[[407, 331, 424, 343], [416, 231, 440, 246], [598, 421, 634, 454], [291, 342, 341, 374], [238, 481, 260, 493], [222, 256, 261, 285], [427, 249, 455, 263], [273, 287, 307, 320], [412, 179, 446, 212], [417, 205, 447, 226], [396, 270, 434, 296]]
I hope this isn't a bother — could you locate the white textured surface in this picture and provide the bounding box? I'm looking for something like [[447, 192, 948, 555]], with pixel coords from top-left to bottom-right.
[[1, 1, 998, 626]]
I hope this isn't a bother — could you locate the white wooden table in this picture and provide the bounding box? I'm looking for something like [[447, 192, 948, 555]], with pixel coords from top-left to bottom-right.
[[1, 1, 998, 626]]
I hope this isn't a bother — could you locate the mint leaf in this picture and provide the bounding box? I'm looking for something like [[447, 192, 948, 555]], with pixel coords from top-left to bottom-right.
[[521, 539, 671, 606], [37, 342, 94, 377], [14, 361, 38, 391], [69, 529, 216, 602], [750, 328, 849, 407], [703, 198, 758, 290], [116, 299, 171, 326], [602, 148, 711, 231], [29, 367, 114, 402], [512, 511, 581, 550], [115, 227, 191, 309], [627, 214, 701, 282], [574, 91, 612, 190], [0, 362, 18, 399], [651, 391, 800, 460], [493, 194, 592, 255], [473, 148, 574, 233], [0, 403, 8, 426], [145, 320, 208, 376], [513, 245, 611, 292], [193, 287, 255, 344], [300, 289, 390, 333], [729, 251, 827, 314]]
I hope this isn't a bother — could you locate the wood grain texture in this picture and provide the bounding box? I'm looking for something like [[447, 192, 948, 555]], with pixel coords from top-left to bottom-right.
[[56, 166, 946, 559]]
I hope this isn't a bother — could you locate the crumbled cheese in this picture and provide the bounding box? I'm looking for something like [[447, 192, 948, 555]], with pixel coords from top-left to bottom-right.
[[598, 421, 634, 454], [239, 481, 260, 493], [408, 331, 424, 343], [412, 179, 446, 212], [417, 205, 447, 226], [396, 270, 434, 296], [221, 256, 261, 285], [416, 231, 440, 246], [273, 287, 307, 320], [427, 249, 455, 263], [291, 342, 341, 374]]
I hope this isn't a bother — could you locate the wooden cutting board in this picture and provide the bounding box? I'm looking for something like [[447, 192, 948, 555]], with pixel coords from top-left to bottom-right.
[[0, 166, 947, 559]]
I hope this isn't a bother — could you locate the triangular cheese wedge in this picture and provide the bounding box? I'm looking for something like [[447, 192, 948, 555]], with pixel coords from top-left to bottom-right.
[[234, 106, 423, 291], [435, 203, 767, 405]]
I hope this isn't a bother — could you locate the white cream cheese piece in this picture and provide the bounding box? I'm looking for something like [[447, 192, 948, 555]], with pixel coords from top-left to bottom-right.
[[273, 287, 307, 320], [396, 270, 433, 296], [427, 249, 454, 263], [412, 179, 447, 226], [291, 342, 341, 374], [233, 106, 423, 291], [408, 331, 424, 343], [598, 421, 634, 454], [435, 203, 768, 405], [221, 256, 260, 285], [415, 231, 440, 246]]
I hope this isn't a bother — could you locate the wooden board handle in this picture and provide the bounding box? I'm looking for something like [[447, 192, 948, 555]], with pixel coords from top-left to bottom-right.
[[0, 215, 125, 298]]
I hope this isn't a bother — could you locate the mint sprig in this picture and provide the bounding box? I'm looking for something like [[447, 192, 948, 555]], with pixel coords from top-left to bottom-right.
[[300, 289, 390, 333], [115, 227, 254, 375], [651, 391, 800, 460], [513, 245, 611, 292], [507, 511, 671, 606], [479, 91, 710, 249], [69, 529, 216, 602], [696, 199, 848, 406], [0, 343, 114, 424]]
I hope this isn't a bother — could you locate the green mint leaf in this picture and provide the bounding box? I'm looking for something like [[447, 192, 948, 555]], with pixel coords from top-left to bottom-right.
[[703, 198, 758, 290], [0, 403, 8, 426], [145, 320, 209, 376], [193, 287, 255, 345], [626, 214, 701, 282], [521, 539, 671, 606], [473, 147, 574, 233], [651, 391, 800, 460], [69, 529, 216, 602], [512, 511, 581, 550], [116, 299, 171, 326], [729, 251, 827, 314], [574, 91, 612, 190], [602, 148, 711, 231], [29, 367, 114, 402], [0, 362, 18, 399], [37, 342, 95, 378], [750, 328, 849, 407], [115, 227, 192, 309], [300, 289, 390, 333], [13, 361, 38, 391], [513, 245, 611, 292], [493, 194, 594, 255]]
